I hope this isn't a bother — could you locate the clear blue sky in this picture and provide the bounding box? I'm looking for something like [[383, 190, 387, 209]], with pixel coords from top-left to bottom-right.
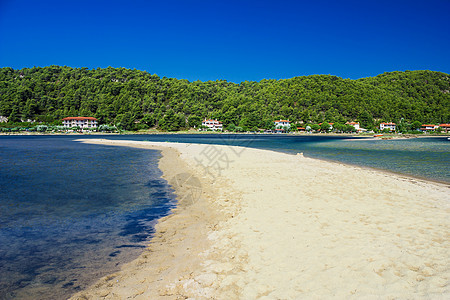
[[0, 0, 449, 83]]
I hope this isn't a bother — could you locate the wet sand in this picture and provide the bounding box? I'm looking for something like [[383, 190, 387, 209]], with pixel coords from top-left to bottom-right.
[[71, 139, 449, 299]]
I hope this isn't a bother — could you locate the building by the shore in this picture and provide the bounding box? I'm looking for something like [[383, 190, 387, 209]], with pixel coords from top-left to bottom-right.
[[345, 122, 367, 133], [420, 124, 450, 133], [380, 122, 396, 131], [201, 119, 223, 131], [274, 120, 291, 129], [439, 124, 450, 133], [62, 117, 98, 129], [420, 124, 439, 132]]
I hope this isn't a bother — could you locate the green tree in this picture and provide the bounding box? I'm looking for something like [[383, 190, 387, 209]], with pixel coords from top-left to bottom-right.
[[311, 124, 320, 132], [141, 114, 155, 127], [320, 122, 331, 132], [227, 123, 236, 131], [159, 109, 181, 131], [411, 121, 422, 130], [116, 112, 135, 131], [187, 115, 202, 128]]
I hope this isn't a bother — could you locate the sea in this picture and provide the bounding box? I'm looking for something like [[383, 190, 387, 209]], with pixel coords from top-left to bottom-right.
[[0, 134, 448, 299]]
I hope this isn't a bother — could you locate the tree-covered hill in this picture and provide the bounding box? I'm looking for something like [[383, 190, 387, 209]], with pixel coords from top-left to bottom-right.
[[0, 66, 448, 131]]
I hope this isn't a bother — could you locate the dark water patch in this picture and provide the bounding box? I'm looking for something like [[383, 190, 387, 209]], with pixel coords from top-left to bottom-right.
[[116, 244, 145, 248], [108, 251, 120, 257], [0, 136, 177, 299]]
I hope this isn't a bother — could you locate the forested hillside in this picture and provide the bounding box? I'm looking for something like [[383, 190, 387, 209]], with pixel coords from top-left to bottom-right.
[[0, 66, 448, 131]]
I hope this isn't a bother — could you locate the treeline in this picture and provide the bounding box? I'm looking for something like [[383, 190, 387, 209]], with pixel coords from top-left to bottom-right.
[[0, 66, 448, 131]]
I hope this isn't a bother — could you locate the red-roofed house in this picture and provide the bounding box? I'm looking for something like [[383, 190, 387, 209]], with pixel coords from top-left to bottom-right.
[[274, 120, 291, 129], [346, 122, 360, 130], [420, 124, 439, 132], [380, 122, 396, 131], [201, 119, 223, 131], [62, 117, 98, 129], [439, 124, 450, 133], [346, 121, 367, 132]]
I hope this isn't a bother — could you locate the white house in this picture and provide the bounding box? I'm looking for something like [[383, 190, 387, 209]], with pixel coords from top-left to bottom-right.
[[201, 119, 223, 131], [420, 124, 439, 132], [346, 121, 367, 132], [346, 122, 360, 130], [62, 117, 98, 129], [439, 124, 450, 133], [274, 120, 291, 129], [379, 122, 396, 131]]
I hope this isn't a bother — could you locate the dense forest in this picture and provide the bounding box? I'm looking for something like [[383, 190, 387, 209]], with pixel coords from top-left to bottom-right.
[[0, 66, 448, 131]]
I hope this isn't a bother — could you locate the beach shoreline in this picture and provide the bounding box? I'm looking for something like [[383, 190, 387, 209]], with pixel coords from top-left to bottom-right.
[[71, 139, 449, 299]]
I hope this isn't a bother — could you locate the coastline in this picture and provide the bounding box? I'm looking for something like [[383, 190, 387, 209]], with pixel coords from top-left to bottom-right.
[[72, 139, 449, 299], [70, 140, 225, 299], [1, 130, 449, 138]]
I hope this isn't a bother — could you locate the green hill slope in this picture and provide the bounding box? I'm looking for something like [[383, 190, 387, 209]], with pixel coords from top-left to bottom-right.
[[0, 66, 448, 130]]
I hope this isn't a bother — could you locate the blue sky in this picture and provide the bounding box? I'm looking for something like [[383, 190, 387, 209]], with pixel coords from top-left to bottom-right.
[[0, 0, 449, 83]]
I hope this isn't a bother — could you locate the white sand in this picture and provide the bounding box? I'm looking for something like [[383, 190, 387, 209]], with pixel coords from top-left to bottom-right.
[[72, 139, 449, 299]]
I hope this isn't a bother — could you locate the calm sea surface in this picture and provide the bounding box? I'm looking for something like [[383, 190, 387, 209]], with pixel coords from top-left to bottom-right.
[[104, 134, 450, 183], [0, 136, 176, 299], [0, 134, 448, 299]]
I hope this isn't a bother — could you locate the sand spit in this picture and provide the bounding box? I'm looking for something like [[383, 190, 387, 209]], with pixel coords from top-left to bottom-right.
[[71, 139, 449, 299]]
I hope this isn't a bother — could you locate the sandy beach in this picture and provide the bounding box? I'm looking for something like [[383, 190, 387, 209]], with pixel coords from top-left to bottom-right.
[[71, 139, 449, 299]]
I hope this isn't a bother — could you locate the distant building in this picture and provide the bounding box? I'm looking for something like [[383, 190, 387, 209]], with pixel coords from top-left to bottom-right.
[[346, 121, 367, 132], [202, 119, 223, 131], [62, 117, 98, 129], [439, 124, 450, 133], [420, 124, 439, 132], [380, 122, 396, 131], [297, 127, 306, 132], [0, 116, 7, 123], [274, 120, 291, 129], [346, 122, 360, 130]]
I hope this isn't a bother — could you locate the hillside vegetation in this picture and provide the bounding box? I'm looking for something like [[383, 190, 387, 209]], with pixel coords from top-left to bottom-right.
[[0, 66, 448, 131]]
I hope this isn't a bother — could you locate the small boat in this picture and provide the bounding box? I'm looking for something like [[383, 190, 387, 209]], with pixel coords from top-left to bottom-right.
[[374, 134, 383, 137]]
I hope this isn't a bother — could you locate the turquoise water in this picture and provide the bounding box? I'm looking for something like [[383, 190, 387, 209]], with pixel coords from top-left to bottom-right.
[[0, 134, 448, 299], [101, 134, 450, 183]]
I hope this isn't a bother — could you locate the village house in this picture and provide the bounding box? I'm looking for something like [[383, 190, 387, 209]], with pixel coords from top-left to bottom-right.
[[346, 122, 360, 131], [62, 117, 98, 129], [346, 121, 367, 133], [274, 120, 291, 129], [201, 119, 223, 131], [379, 122, 396, 131], [420, 124, 439, 132], [438, 124, 450, 133]]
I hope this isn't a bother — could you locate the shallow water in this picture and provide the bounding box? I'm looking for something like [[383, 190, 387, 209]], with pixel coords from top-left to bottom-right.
[[0, 136, 176, 299], [100, 134, 450, 183]]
